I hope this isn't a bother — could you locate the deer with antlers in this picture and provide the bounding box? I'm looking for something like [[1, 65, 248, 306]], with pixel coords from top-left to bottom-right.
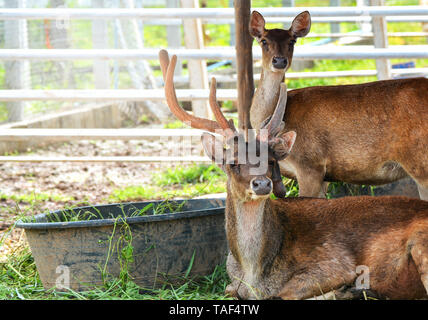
[[249, 10, 428, 199], [159, 49, 428, 300]]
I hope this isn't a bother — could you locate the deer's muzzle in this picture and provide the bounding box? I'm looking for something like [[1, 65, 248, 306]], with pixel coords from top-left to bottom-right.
[[251, 177, 273, 196]]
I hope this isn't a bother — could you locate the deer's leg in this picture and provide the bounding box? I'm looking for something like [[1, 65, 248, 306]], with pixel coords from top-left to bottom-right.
[[296, 167, 326, 198], [276, 253, 357, 300], [410, 235, 428, 295], [397, 157, 428, 200], [416, 183, 428, 201], [276, 274, 352, 300]]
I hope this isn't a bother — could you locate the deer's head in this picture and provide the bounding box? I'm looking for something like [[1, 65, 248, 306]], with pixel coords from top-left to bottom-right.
[[159, 50, 296, 201], [249, 10, 311, 73]]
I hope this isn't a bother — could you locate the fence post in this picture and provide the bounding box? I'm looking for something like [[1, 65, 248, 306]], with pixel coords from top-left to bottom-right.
[[234, 0, 254, 133], [330, 0, 340, 34], [4, 0, 30, 122], [370, 0, 391, 80], [180, 0, 210, 119], [422, 0, 428, 42], [229, 0, 236, 70], [282, 0, 295, 30], [167, 0, 182, 76], [92, 0, 110, 89]]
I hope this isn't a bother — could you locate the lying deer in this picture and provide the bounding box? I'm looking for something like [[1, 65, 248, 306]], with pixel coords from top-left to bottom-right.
[[159, 49, 428, 300], [249, 10, 428, 199]]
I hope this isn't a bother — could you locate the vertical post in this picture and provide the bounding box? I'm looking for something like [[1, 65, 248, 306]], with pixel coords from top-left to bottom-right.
[[229, 0, 236, 47], [113, 0, 119, 89], [4, 0, 30, 122], [370, 0, 391, 80], [228, 0, 236, 69], [234, 0, 254, 133], [282, 0, 295, 29], [180, 0, 210, 118], [329, 0, 340, 34], [135, 0, 144, 42], [167, 0, 182, 76], [357, 0, 372, 34], [92, 0, 110, 89]]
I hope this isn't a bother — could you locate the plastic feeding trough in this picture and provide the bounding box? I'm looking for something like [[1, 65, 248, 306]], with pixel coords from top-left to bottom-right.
[[16, 198, 227, 291]]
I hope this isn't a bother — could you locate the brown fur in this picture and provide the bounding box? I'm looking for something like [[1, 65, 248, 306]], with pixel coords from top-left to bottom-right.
[[158, 48, 428, 300], [224, 173, 428, 300], [201, 137, 428, 300], [249, 11, 428, 199], [275, 78, 428, 198]]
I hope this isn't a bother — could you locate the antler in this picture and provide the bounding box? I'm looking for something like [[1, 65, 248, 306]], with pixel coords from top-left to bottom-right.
[[259, 83, 287, 143], [258, 83, 289, 198], [159, 49, 236, 138]]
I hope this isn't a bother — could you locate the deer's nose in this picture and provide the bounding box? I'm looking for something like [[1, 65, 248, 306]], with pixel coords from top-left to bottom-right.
[[251, 177, 273, 196], [272, 56, 288, 69]]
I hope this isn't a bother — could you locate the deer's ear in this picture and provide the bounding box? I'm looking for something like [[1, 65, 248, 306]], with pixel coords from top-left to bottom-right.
[[290, 11, 311, 38], [201, 133, 225, 169], [249, 11, 266, 39], [272, 131, 296, 160]]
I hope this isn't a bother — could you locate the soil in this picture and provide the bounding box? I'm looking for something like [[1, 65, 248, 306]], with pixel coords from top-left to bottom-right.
[[0, 134, 203, 258]]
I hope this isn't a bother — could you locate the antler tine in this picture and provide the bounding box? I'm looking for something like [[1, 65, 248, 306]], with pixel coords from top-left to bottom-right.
[[264, 83, 287, 137], [159, 50, 224, 133], [159, 49, 170, 81], [209, 77, 236, 136]]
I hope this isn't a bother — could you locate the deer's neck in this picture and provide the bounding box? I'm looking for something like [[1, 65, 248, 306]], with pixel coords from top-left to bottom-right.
[[226, 193, 284, 279], [250, 69, 285, 130]]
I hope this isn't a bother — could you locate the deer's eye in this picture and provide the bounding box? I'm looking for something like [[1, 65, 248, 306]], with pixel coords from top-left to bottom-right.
[[230, 163, 240, 174], [261, 39, 267, 46], [290, 39, 296, 45]]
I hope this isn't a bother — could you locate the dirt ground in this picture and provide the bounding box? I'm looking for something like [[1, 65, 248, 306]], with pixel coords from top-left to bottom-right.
[[0, 136, 204, 259]]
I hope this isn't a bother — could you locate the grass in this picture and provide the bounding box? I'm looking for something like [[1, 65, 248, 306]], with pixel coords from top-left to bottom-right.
[[153, 163, 225, 186], [109, 164, 227, 202], [0, 162, 378, 300], [0, 192, 74, 203], [0, 229, 231, 300]]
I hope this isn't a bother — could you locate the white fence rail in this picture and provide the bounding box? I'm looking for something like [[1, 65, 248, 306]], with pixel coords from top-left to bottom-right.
[[0, 128, 204, 141], [0, 89, 238, 101], [1, 46, 428, 61], [1, 6, 428, 19], [0, 6, 428, 162]]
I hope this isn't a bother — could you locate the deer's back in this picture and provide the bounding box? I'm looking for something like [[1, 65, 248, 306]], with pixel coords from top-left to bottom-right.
[[274, 195, 428, 245], [283, 78, 428, 184]]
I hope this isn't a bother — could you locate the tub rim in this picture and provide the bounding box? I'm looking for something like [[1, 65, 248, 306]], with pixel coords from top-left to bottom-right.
[[15, 198, 226, 230]]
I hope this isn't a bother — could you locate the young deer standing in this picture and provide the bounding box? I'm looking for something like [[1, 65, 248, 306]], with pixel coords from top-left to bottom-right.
[[159, 50, 428, 300], [249, 11, 428, 199]]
